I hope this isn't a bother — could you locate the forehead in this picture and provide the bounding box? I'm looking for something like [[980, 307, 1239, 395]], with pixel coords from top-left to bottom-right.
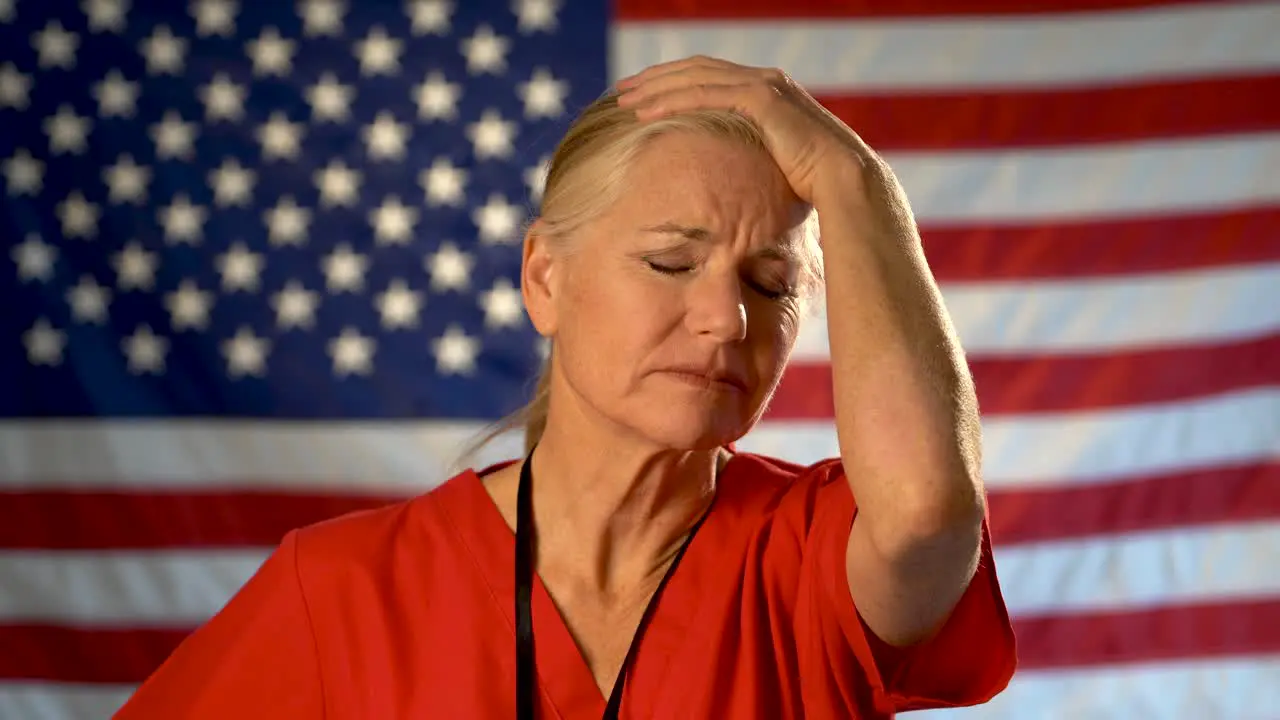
[[608, 131, 809, 243]]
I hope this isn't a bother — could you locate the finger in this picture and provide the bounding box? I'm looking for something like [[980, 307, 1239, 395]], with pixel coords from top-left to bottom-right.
[[616, 55, 751, 89], [617, 66, 758, 106], [628, 82, 771, 120]]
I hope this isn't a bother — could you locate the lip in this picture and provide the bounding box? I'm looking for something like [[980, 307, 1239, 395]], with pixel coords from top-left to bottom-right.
[[657, 366, 750, 393]]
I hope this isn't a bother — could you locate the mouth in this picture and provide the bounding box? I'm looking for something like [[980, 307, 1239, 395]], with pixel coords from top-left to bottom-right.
[[658, 367, 749, 393]]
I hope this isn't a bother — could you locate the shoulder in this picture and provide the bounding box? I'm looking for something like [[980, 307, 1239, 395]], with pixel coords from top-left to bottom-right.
[[287, 467, 488, 583], [718, 452, 854, 542], [725, 452, 850, 510]]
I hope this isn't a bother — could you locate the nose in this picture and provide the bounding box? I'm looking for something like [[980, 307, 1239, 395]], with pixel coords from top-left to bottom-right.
[[685, 270, 748, 344]]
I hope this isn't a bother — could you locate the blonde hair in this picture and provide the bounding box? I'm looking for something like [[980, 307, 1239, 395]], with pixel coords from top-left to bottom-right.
[[458, 91, 823, 463]]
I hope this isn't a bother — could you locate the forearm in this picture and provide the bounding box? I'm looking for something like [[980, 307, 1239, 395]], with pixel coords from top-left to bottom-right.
[[815, 159, 985, 555]]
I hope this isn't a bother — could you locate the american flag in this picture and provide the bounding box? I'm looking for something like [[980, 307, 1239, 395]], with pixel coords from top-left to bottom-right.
[[1, 0, 1277, 717]]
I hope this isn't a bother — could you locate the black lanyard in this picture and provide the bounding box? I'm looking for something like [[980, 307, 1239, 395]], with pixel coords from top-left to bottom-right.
[[514, 447, 710, 720]]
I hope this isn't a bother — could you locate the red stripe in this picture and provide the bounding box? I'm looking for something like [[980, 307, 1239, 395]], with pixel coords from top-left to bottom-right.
[[821, 75, 1280, 151], [1012, 599, 1280, 669], [3, 462, 1277, 551], [615, 0, 1206, 20], [772, 333, 1280, 418], [6, 597, 1276, 682], [0, 625, 186, 684], [0, 490, 397, 550], [921, 207, 1280, 282], [988, 462, 1280, 546]]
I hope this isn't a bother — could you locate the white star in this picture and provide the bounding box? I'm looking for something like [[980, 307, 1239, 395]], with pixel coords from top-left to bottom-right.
[[432, 324, 479, 375], [33, 21, 79, 69], [82, 0, 129, 34], [191, 0, 236, 37], [57, 192, 100, 239], [44, 105, 91, 155], [460, 25, 508, 75], [140, 25, 187, 75], [473, 194, 523, 244], [246, 27, 295, 77], [24, 318, 66, 367], [215, 241, 263, 292], [3, 149, 44, 196], [524, 154, 550, 202], [425, 241, 472, 292], [11, 234, 57, 282], [165, 278, 214, 330], [92, 69, 139, 118], [419, 157, 467, 207], [514, 0, 559, 33], [363, 112, 409, 161], [518, 67, 568, 118], [264, 195, 310, 246], [98, 162, 145, 214], [209, 158, 255, 207], [123, 325, 168, 374], [298, 0, 344, 37], [150, 111, 198, 160], [0, 0, 15, 22], [413, 70, 460, 121], [370, 195, 418, 245], [271, 280, 319, 329], [112, 241, 158, 291], [306, 72, 354, 122], [322, 243, 368, 293], [199, 73, 246, 122], [480, 277, 524, 329], [222, 326, 270, 378], [354, 26, 402, 76], [376, 278, 423, 329], [328, 327, 375, 376], [0, 63, 31, 110], [466, 109, 516, 160], [256, 111, 304, 161], [407, 0, 451, 35], [158, 193, 207, 244], [314, 159, 361, 208]]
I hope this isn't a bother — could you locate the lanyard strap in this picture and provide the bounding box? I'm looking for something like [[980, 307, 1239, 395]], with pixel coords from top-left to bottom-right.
[[514, 447, 709, 720]]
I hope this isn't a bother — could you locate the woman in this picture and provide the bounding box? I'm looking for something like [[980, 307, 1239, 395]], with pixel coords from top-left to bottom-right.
[[116, 57, 1016, 719]]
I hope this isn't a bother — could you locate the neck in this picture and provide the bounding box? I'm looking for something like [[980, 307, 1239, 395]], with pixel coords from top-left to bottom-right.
[[529, 403, 722, 596]]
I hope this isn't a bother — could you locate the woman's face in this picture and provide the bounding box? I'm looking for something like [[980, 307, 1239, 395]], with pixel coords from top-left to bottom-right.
[[525, 131, 811, 451]]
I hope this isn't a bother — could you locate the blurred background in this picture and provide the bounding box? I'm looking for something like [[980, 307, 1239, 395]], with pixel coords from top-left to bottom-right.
[[1, 0, 1277, 718]]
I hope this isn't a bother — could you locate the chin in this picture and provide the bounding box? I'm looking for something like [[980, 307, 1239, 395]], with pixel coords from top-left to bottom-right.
[[629, 408, 753, 452]]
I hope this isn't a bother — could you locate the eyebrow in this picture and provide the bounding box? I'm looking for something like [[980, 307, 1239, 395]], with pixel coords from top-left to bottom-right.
[[640, 222, 798, 262]]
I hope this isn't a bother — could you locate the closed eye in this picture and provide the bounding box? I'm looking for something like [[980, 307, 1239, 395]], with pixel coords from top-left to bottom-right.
[[646, 260, 694, 275]]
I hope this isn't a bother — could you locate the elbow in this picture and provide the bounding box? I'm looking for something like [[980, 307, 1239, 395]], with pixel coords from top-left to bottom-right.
[[868, 475, 985, 563]]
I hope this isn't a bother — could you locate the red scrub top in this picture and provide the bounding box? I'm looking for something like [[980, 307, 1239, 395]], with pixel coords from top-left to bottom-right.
[[116, 453, 1016, 719]]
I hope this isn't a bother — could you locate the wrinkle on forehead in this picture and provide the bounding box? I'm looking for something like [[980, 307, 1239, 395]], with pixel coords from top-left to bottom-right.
[[617, 132, 807, 250]]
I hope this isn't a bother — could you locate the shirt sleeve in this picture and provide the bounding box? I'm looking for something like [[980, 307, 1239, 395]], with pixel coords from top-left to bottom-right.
[[792, 459, 1017, 715], [113, 529, 326, 719]]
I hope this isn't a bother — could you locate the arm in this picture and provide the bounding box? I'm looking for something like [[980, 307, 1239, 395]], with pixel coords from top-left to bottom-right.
[[814, 160, 985, 647], [615, 55, 986, 648]]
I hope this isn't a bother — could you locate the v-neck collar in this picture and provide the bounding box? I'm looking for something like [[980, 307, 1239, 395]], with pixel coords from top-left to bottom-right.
[[437, 453, 760, 720]]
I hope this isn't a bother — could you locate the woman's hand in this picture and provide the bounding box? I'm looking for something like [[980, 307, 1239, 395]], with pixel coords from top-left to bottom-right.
[[615, 55, 886, 211]]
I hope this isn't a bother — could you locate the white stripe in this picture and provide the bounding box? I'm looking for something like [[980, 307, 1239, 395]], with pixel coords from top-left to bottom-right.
[[794, 262, 1280, 360], [883, 134, 1280, 223], [0, 683, 132, 720], [917, 655, 1280, 720], [993, 523, 1280, 615], [612, 3, 1280, 91], [2, 388, 1278, 490], [0, 521, 1275, 625], [744, 389, 1280, 487]]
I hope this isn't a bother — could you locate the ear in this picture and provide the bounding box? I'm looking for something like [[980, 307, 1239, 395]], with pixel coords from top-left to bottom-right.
[[521, 219, 558, 337]]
